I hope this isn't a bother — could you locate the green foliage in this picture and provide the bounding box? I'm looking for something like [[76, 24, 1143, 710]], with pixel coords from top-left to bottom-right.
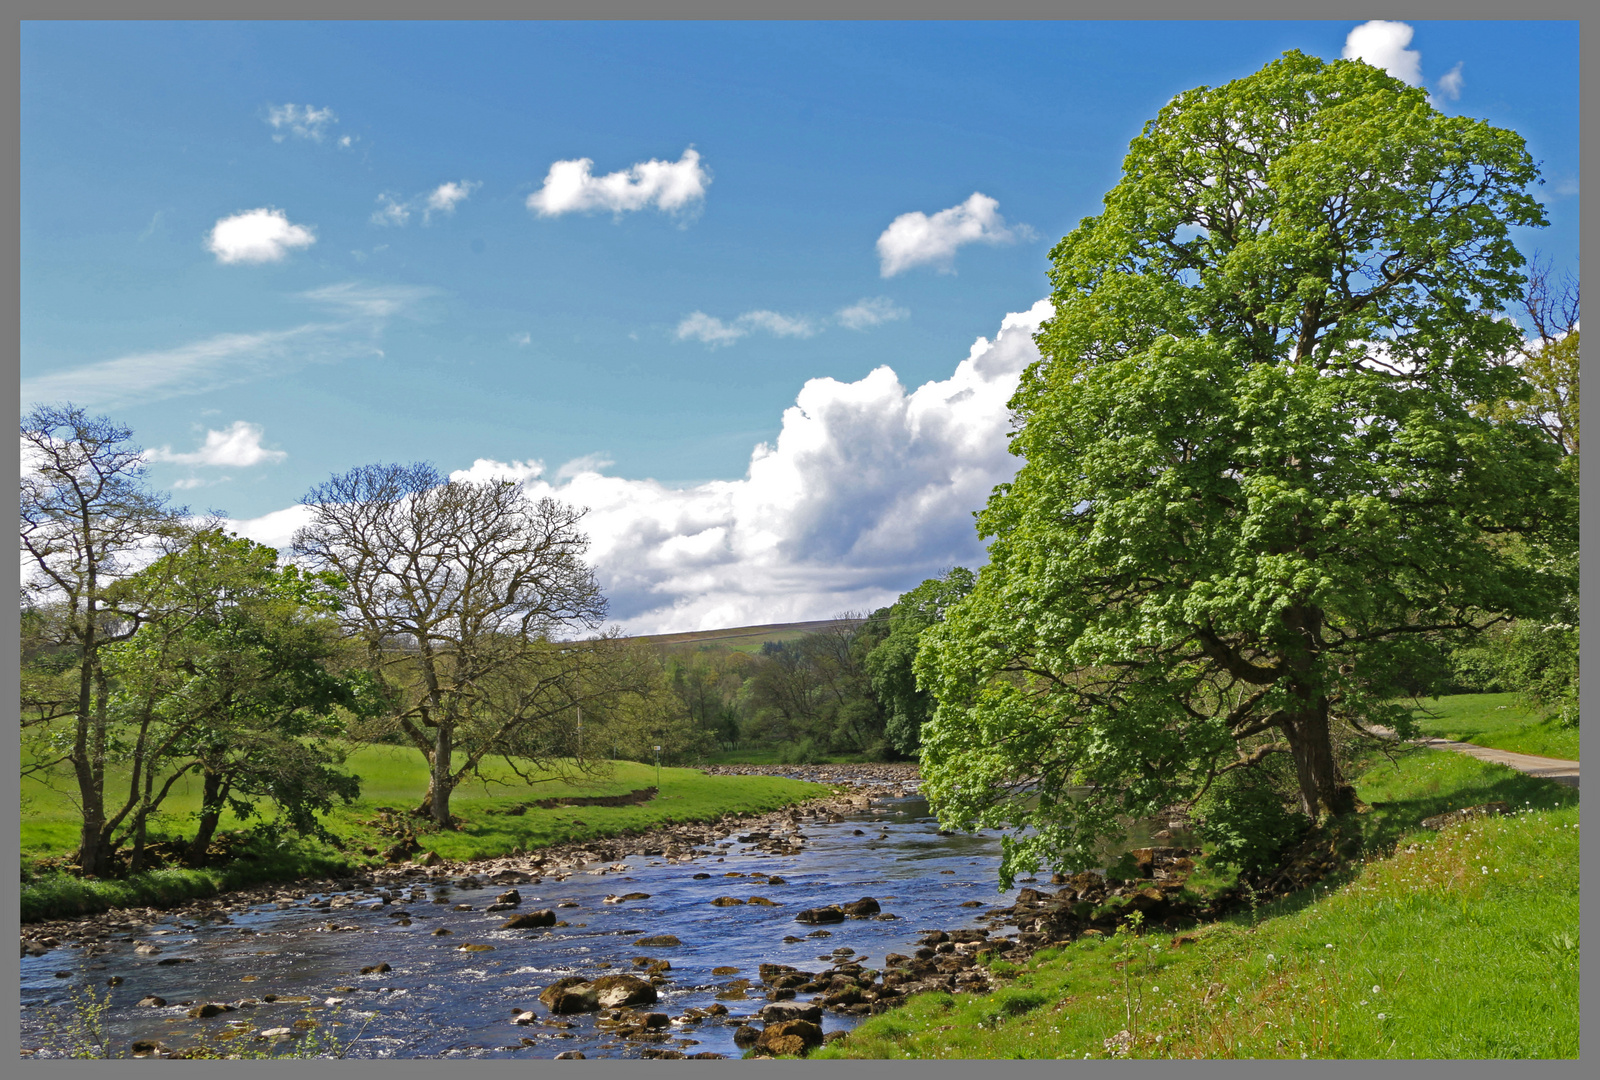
[[863, 568, 975, 757], [1194, 766, 1309, 875], [918, 50, 1575, 887]]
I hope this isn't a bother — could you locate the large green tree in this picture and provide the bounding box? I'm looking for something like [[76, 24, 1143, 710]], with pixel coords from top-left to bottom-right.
[[863, 568, 975, 757], [917, 51, 1576, 886]]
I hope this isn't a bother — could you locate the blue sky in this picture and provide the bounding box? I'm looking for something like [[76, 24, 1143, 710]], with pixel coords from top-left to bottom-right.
[[20, 20, 1580, 633]]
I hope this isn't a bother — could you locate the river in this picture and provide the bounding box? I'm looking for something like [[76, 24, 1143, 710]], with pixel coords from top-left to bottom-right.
[[20, 793, 1176, 1059]]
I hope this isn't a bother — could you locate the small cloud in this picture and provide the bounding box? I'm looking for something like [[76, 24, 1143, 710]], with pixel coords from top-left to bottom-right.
[[675, 308, 817, 347], [138, 210, 164, 242], [147, 421, 287, 468], [206, 207, 316, 264], [171, 477, 209, 490], [836, 296, 909, 330], [512, 331, 532, 346], [876, 192, 1031, 277], [1436, 62, 1465, 101], [265, 103, 339, 142], [338, 135, 355, 149], [527, 147, 710, 218], [424, 179, 479, 221], [371, 193, 411, 227], [1553, 175, 1579, 197], [1342, 20, 1423, 87], [556, 453, 614, 480]]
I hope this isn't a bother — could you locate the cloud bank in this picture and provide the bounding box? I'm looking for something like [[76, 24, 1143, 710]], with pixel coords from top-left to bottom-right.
[[877, 192, 1030, 277], [233, 299, 1053, 635], [207, 208, 316, 264], [527, 147, 709, 218]]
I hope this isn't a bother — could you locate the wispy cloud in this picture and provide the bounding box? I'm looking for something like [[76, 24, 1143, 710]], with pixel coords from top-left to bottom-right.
[[207, 207, 316, 264], [264, 103, 339, 142], [877, 192, 1031, 277], [21, 281, 429, 411], [675, 308, 818, 347], [512, 331, 532, 346], [371, 180, 481, 226], [836, 296, 909, 330], [1437, 62, 1465, 101], [147, 421, 287, 467], [527, 147, 710, 218]]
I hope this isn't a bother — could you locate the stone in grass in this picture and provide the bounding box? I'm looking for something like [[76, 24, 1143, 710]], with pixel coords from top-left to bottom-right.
[[1421, 802, 1513, 831]]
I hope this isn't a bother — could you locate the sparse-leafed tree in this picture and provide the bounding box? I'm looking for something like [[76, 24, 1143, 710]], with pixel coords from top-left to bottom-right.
[[19, 404, 185, 876], [292, 463, 610, 826], [917, 52, 1577, 886]]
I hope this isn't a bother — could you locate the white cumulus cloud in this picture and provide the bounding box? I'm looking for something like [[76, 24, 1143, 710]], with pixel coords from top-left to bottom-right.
[[876, 192, 1030, 277], [147, 421, 288, 468], [836, 296, 910, 330], [527, 147, 710, 218], [1342, 20, 1423, 86], [207, 208, 316, 264], [265, 103, 338, 142]]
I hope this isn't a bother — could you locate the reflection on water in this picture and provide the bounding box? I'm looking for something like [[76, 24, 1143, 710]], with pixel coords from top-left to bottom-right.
[[19, 796, 1185, 1059]]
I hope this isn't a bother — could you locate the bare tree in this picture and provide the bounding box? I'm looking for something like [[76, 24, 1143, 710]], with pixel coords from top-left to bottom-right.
[[291, 463, 609, 826], [19, 404, 184, 876]]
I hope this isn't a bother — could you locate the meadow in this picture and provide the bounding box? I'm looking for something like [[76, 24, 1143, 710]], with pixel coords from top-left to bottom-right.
[[1408, 692, 1579, 761], [815, 747, 1579, 1060]]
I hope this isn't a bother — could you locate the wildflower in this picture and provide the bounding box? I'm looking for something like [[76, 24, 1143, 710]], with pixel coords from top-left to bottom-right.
[[1377, 1013, 1387, 1020], [1372, 985, 1381, 994]]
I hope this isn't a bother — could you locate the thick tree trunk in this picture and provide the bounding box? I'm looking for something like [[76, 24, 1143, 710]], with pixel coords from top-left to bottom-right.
[[1282, 697, 1356, 818], [185, 772, 228, 867]]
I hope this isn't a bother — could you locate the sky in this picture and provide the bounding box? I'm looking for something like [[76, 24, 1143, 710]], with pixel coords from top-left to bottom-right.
[[20, 20, 1581, 634]]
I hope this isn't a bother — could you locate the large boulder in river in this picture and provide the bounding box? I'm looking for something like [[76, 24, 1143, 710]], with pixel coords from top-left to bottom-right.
[[755, 1019, 823, 1057], [759, 1001, 824, 1024], [539, 977, 599, 1014], [842, 897, 880, 917], [795, 905, 845, 925], [590, 974, 657, 1008], [501, 909, 556, 929]]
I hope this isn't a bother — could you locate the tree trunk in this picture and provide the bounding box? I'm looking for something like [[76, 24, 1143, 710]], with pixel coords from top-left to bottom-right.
[[185, 771, 228, 867], [1282, 697, 1356, 818], [423, 723, 455, 827]]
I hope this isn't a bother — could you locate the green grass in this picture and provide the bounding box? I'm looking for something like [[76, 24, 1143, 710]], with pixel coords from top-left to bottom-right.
[[815, 748, 1578, 1060], [1408, 692, 1579, 761], [22, 744, 829, 921]]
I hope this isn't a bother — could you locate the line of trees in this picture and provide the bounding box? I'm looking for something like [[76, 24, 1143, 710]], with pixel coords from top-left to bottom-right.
[[20, 408, 704, 876]]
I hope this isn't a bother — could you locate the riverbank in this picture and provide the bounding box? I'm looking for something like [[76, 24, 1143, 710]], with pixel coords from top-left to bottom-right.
[[21, 758, 854, 924], [814, 746, 1580, 1059]]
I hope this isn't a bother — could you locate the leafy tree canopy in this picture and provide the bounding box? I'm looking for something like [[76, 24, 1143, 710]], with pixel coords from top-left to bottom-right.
[[917, 51, 1576, 887]]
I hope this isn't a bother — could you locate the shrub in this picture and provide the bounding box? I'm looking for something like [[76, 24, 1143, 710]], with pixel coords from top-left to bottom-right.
[[1194, 767, 1308, 876]]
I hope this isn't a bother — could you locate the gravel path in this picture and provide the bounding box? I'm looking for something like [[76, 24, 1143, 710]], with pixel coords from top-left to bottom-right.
[[1372, 728, 1580, 789]]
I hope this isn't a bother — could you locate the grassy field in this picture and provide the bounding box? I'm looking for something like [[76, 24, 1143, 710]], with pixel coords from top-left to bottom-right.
[[631, 618, 863, 655], [1408, 692, 1579, 761], [815, 748, 1579, 1060], [21, 745, 827, 920]]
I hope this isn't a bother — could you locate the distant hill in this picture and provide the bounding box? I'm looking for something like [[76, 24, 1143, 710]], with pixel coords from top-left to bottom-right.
[[630, 618, 865, 654]]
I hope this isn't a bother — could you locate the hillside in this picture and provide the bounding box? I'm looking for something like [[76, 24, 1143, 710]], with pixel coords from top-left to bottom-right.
[[629, 618, 866, 654]]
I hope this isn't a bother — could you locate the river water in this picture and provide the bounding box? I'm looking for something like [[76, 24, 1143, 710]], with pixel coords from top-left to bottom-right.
[[19, 795, 1171, 1059]]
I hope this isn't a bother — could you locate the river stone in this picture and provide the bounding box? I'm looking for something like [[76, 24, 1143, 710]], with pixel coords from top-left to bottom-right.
[[135, 995, 167, 1007], [540, 977, 600, 1013], [634, 935, 680, 947], [732, 1025, 760, 1048], [496, 890, 521, 906], [746, 896, 778, 906], [432, 927, 452, 935], [187, 1003, 232, 1018], [134, 943, 162, 955], [795, 905, 844, 924], [710, 896, 745, 906], [755, 1019, 823, 1056], [553, 1050, 586, 1059], [459, 943, 496, 952], [360, 963, 391, 975], [760, 1001, 824, 1024], [590, 974, 657, 1008], [842, 897, 881, 917], [501, 910, 556, 929], [513, 1011, 538, 1025]]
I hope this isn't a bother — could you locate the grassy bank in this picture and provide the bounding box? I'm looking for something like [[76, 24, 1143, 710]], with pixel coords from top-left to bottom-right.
[[1408, 692, 1579, 760], [22, 746, 827, 922], [816, 748, 1579, 1060]]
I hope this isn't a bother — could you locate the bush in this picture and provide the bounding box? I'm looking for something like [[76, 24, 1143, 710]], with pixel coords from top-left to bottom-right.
[[1194, 767, 1308, 876]]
